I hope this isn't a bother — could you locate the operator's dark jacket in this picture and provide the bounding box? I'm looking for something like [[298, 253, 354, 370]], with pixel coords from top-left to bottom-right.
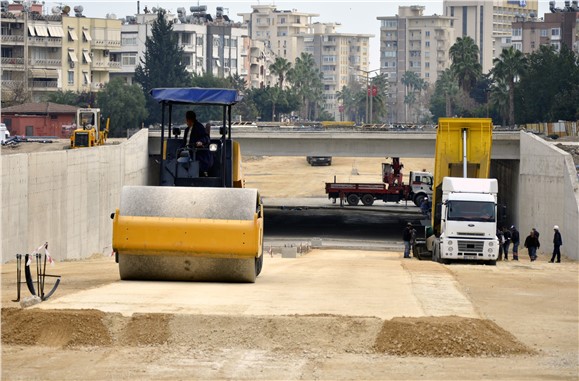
[[183, 120, 213, 172]]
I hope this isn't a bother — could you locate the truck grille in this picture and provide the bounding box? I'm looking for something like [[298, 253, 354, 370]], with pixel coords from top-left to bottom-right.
[[74, 133, 89, 147], [457, 240, 484, 252], [456, 232, 485, 236]]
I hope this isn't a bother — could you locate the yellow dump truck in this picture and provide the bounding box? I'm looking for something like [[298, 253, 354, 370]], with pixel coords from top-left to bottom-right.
[[70, 108, 109, 148], [111, 88, 264, 282], [414, 118, 500, 265]]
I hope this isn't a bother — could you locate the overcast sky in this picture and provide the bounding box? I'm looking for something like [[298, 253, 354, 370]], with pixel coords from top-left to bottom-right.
[[45, 0, 552, 70]]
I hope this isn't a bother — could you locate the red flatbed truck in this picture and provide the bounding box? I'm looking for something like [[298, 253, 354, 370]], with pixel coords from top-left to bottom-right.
[[325, 158, 433, 206]]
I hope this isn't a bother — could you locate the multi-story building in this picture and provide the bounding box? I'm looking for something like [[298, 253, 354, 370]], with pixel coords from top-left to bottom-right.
[[442, 0, 539, 73], [298, 22, 372, 120], [62, 9, 121, 93], [0, 1, 120, 105], [111, 7, 249, 85], [377, 6, 455, 123], [511, 5, 579, 54], [239, 4, 318, 66]]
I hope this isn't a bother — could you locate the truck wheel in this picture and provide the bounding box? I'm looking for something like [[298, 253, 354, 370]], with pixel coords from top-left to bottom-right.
[[413, 193, 426, 207], [361, 194, 374, 206], [346, 194, 359, 206]]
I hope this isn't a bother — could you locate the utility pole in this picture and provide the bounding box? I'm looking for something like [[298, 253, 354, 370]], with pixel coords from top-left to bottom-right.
[[350, 67, 381, 124]]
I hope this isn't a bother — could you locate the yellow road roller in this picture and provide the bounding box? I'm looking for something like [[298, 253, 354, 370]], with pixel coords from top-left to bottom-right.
[[112, 88, 263, 282]]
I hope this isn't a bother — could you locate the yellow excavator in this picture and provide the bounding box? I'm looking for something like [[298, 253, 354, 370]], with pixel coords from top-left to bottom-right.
[[70, 108, 109, 148], [111, 88, 264, 282]]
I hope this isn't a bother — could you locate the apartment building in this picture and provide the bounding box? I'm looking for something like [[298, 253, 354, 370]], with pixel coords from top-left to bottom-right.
[[239, 4, 318, 66], [111, 7, 249, 85], [378, 6, 455, 123], [0, 1, 120, 105], [298, 22, 372, 120], [511, 5, 579, 54], [443, 0, 539, 73]]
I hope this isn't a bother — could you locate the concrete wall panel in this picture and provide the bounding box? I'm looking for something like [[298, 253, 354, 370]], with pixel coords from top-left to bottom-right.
[[1, 154, 29, 261], [519, 132, 579, 260], [1, 129, 149, 263]]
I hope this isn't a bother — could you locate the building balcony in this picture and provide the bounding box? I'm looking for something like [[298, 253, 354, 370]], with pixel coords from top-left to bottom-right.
[[91, 40, 121, 49], [91, 82, 105, 91], [240, 48, 248, 56], [31, 58, 62, 67], [1, 57, 25, 67], [1, 79, 25, 88], [28, 36, 61, 46], [30, 80, 58, 89], [1, 34, 25, 44], [108, 61, 122, 69], [240, 68, 248, 75]]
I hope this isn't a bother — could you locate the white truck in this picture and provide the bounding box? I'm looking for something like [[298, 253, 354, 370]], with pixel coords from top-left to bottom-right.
[[430, 177, 500, 264], [0, 123, 10, 144]]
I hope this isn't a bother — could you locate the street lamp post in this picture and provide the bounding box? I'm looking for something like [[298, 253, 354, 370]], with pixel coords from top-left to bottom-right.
[[350, 67, 381, 124]]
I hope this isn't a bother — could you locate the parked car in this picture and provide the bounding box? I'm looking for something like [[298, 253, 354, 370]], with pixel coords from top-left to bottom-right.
[[307, 156, 332, 166]]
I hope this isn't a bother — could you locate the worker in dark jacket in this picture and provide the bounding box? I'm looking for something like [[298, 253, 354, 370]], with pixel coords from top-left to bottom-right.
[[402, 223, 413, 259], [502, 226, 512, 260], [549, 225, 563, 263], [524, 229, 540, 262], [510, 225, 520, 261], [183, 110, 213, 174]]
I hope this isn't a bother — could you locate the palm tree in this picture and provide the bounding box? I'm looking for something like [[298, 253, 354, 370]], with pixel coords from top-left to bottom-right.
[[269, 57, 292, 89], [449, 36, 482, 93], [438, 69, 459, 117], [401, 71, 428, 122], [489, 77, 509, 126], [287, 53, 322, 119], [492, 46, 527, 127]]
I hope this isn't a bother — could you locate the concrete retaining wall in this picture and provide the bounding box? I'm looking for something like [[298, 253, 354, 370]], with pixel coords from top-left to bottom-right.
[[518, 132, 579, 260], [0, 129, 149, 263]]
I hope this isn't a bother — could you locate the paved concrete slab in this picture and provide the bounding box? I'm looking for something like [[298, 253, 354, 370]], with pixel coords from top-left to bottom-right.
[[36, 251, 478, 319]]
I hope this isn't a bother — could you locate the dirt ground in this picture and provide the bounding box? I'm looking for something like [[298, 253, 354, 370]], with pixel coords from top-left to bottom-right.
[[1, 252, 577, 380]]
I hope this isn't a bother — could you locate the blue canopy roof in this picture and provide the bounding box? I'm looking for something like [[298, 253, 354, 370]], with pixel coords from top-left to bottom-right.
[[150, 87, 242, 106]]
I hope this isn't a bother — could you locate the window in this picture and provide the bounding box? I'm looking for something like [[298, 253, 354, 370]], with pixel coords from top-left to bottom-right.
[[512, 28, 522, 37], [68, 29, 78, 41], [82, 30, 92, 42], [82, 51, 92, 64], [83, 72, 91, 85], [425, 62, 430, 68], [381, 20, 398, 28], [68, 70, 74, 85], [121, 52, 137, 66], [540, 29, 548, 37], [551, 42, 560, 51], [182, 55, 191, 66], [181, 33, 191, 45], [122, 35, 137, 45], [196, 36, 204, 45], [513, 42, 522, 51], [551, 28, 560, 36], [425, 41, 430, 48], [425, 31, 430, 37]]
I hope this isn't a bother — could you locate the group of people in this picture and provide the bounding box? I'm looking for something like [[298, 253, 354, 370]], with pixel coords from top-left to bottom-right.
[[497, 225, 563, 263]]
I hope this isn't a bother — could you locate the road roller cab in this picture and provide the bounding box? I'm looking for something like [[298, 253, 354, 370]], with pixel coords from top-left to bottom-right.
[[112, 88, 263, 282]]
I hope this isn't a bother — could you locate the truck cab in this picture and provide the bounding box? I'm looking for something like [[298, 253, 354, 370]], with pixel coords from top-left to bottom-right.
[[408, 170, 433, 206], [435, 177, 500, 264]]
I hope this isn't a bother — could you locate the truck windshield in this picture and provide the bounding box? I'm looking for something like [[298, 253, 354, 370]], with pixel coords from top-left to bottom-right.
[[446, 201, 495, 222]]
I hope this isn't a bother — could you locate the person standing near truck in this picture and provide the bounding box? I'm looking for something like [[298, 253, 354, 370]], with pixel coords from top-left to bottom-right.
[[502, 226, 512, 260], [511, 225, 520, 261], [524, 229, 540, 262], [402, 223, 413, 259]]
